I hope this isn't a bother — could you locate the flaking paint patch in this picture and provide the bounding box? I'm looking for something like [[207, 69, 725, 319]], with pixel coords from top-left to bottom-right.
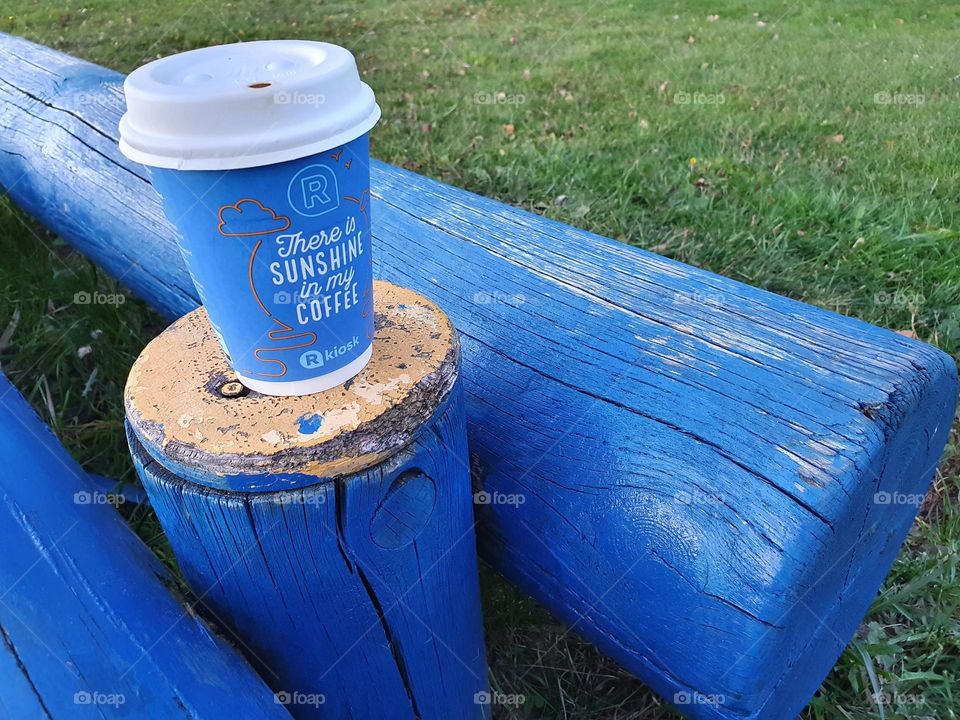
[[297, 413, 324, 436], [261, 429, 284, 446], [316, 402, 363, 439], [392, 302, 439, 331], [124, 281, 458, 480], [352, 374, 413, 406]]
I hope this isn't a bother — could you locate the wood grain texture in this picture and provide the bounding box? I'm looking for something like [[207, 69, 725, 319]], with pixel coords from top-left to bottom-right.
[[0, 373, 288, 720], [2, 33, 958, 719], [127, 383, 489, 720], [125, 281, 458, 490]]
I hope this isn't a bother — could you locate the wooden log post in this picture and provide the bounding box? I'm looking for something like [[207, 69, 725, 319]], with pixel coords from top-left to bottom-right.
[[124, 281, 490, 720], [0, 373, 288, 719]]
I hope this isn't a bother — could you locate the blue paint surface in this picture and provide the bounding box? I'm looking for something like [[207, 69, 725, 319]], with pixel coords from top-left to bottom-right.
[[128, 385, 489, 720], [0, 374, 287, 719], [1, 33, 957, 719], [296, 412, 324, 435]]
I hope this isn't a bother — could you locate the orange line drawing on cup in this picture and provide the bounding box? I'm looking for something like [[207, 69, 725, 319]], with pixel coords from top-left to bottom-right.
[[361, 285, 374, 341], [218, 198, 291, 237], [345, 191, 374, 342], [253, 320, 318, 378], [246, 239, 318, 378], [343, 189, 371, 227]]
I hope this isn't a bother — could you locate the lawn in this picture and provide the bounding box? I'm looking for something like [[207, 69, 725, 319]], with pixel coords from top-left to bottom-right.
[[1, 1, 959, 718]]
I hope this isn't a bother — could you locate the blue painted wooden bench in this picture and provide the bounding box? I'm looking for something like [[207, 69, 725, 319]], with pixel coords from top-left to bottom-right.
[[1, 32, 956, 719], [0, 373, 288, 718]]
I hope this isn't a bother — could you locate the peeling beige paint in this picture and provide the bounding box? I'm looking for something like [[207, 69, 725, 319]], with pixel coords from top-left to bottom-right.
[[125, 281, 458, 479]]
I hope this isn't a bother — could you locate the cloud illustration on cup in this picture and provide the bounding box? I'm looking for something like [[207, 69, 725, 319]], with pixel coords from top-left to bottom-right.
[[217, 198, 291, 237]]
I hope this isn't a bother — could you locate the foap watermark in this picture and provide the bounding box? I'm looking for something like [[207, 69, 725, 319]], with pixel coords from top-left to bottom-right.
[[675, 489, 725, 508], [278, 492, 326, 507], [74, 490, 125, 507], [74, 290, 125, 306], [474, 90, 526, 105], [474, 690, 526, 707], [73, 91, 104, 107], [874, 491, 925, 507], [274, 90, 326, 108], [873, 290, 925, 308], [869, 690, 927, 707], [474, 490, 526, 508], [74, 691, 125, 707], [274, 691, 326, 708], [473, 290, 526, 307], [674, 91, 725, 106], [674, 691, 726, 708], [674, 290, 728, 308], [873, 91, 924, 107], [273, 289, 334, 306]]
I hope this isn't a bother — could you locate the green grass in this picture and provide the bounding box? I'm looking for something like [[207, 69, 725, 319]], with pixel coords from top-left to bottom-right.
[[2, 1, 959, 717]]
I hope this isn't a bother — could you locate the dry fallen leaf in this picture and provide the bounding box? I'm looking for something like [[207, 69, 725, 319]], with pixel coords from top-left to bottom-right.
[[823, 133, 845, 144], [896, 329, 918, 339]]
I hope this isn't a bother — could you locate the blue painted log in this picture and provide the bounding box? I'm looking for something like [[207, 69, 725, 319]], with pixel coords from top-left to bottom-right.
[[0, 372, 289, 719], [124, 284, 489, 720], [1, 33, 957, 719]]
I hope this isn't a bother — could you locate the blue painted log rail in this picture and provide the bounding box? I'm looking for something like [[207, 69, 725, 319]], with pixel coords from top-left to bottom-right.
[[1, 33, 957, 719], [0, 373, 289, 719], [124, 284, 490, 720]]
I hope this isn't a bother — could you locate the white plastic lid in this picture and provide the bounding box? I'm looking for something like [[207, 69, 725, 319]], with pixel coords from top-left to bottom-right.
[[119, 40, 380, 170]]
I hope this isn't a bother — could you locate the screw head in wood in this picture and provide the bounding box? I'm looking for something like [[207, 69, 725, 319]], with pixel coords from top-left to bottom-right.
[[218, 381, 247, 398]]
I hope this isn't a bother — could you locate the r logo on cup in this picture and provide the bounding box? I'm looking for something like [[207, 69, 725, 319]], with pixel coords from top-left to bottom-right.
[[288, 164, 340, 217]]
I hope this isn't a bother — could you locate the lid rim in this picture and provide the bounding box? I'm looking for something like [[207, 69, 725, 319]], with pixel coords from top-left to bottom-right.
[[121, 103, 380, 171], [119, 40, 379, 171]]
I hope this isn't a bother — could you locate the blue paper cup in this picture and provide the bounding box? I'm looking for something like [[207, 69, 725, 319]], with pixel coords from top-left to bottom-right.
[[149, 134, 375, 394], [119, 41, 381, 395]]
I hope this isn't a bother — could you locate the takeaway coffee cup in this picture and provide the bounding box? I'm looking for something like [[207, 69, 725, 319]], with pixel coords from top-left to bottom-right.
[[119, 41, 380, 396]]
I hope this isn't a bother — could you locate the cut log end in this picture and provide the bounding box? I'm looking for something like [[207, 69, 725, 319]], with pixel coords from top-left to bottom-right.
[[125, 280, 459, 489]]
